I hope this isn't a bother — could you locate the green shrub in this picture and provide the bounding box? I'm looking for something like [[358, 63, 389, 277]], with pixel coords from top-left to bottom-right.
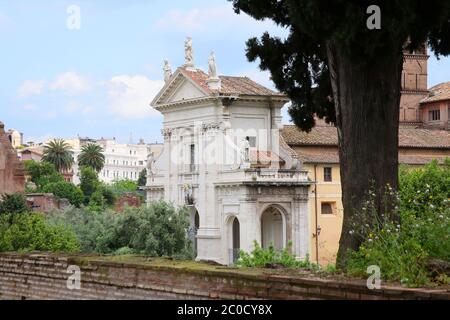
[[42, 181, 84, 207], [47, 207, 115, 253], [0, 193, 29, 215], [24, 160, 64, 190], [78, 166, 100, 203], [399, 159, 450, 214], [0, 212, 79, 252], [113, 246, 135, 255], [110, 179, 138, 194], [101, 201, 192, 257], [238, 241, 317, 270], [346, 160, 450, 287], [47, 201, 194, 259], [99, 185, 117, 206]]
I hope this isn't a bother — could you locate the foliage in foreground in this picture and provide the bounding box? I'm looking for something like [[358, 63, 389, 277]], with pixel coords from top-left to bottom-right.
[[0, 212, 79, 253], [47, 201, 194, 259], [42, 181, 84, 208], [237, 241, 318, 270], [0, 193, 30, 216], [346, 160, 450, 287], [24, 160, 84, 207], [24, 160, 63, 190]]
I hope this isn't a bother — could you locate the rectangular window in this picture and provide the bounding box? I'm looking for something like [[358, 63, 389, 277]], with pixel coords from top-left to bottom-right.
[[429, 109, 440, 121], [321, 202, 335, 215], [190, 144, 195, 172], [324, 167, 332, 182]]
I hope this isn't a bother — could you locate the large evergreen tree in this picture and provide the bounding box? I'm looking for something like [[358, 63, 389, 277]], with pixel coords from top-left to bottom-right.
[[231, 0, 450, 266]]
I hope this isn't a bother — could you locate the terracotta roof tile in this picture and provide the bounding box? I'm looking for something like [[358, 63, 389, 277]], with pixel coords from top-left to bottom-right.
[[421, 81, 450, 103], [180, 67, 283, 97], [297, 149, 448, 165], [249, 149, 284, 168], [298, 149, 340, 164], [281, 125, 338, 146], [281, 125, 450, 149]]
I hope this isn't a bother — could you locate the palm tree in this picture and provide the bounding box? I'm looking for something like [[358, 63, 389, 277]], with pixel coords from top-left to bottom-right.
[[42, 139, 74, 173], [77, 143, 105, 173]]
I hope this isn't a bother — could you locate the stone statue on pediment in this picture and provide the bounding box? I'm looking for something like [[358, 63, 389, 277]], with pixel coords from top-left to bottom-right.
[[208, 51, 218, 79], [163, 60, 172, 82], [184, 37, 194, 67]]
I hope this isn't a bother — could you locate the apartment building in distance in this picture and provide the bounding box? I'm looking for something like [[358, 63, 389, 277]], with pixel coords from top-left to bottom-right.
[[70, 137, 163, 185]]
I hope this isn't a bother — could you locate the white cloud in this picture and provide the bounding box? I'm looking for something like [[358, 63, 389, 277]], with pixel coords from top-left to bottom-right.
[[17, 80, 45, 98], [155, 4, 278, 33], [65, 101, 92, 115], [22, 104, 39, 111], [107, 75, 164, 118], [50, 72, 90, 95]]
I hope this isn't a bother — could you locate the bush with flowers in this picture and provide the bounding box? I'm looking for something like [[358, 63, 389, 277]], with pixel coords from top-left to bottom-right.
[[346, 159, 450, 287]]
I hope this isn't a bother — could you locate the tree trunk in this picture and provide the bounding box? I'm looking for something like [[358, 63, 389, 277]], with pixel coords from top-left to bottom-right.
[[326, 43, 404, 268]]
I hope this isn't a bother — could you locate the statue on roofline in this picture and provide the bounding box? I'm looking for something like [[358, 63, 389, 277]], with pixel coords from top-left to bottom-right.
[[184, 37, 194, 66], [208, 51, 218, 79], [163, 60, 172, 82]]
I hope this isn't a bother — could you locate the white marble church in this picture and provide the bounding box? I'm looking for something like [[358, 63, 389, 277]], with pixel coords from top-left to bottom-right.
[[145, 38, 312, 265]]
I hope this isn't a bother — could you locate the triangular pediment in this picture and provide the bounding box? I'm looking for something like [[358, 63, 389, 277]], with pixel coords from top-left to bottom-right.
[[167, 78, 206, 102], [151, 68, 210, 107]]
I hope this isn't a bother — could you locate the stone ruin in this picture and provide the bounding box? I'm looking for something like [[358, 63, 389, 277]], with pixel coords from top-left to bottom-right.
[[0, 121, 25, 194]]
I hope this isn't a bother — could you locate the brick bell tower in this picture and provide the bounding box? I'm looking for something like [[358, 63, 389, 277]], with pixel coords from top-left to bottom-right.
[[399, 44, 429, 125]]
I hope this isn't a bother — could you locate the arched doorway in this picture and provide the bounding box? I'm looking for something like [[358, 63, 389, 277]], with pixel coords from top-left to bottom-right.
[[228, 216, 240, 264], [261, 206, 284, 250]]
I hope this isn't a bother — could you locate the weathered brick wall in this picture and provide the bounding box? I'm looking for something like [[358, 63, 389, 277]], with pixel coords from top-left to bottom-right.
[[115, 193, 141, 213], [0, 122, 25, 194], [26, 193, 61, 213], [0, 252, 448, 300]]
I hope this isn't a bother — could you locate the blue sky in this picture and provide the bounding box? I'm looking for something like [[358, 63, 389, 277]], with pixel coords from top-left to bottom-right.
[[1, 0, 449, 144]]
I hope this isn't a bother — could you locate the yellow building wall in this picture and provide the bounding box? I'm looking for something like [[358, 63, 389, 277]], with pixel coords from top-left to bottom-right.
[[302, 163, 343, 266], [297, 147, 449, 266]]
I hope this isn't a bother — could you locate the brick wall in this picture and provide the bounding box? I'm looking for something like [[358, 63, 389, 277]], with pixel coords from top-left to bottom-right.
[[0, 252, 448, 300], [0, 122, 25, 194], [26, 193, 62, 213], [115, 193, 141, 213]]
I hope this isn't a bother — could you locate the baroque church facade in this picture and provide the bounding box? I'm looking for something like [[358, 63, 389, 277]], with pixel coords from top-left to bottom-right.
[[145, 39, 312, 265]]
